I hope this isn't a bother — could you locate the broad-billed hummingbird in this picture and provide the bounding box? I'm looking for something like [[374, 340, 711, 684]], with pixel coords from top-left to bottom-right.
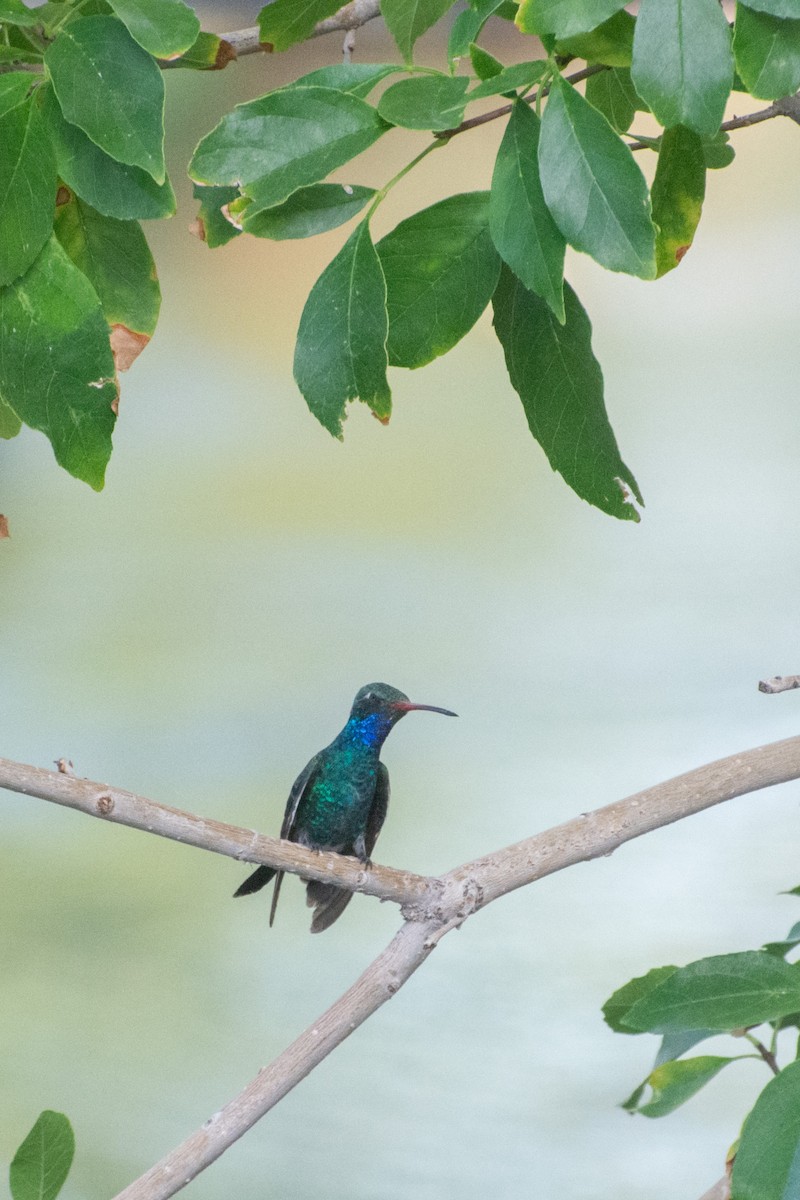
[[234, 682, 457, 932]]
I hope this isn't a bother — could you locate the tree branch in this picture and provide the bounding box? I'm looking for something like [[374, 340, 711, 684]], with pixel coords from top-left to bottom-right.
[[219, 1, 381, 58], [759, 674, 800, 694]]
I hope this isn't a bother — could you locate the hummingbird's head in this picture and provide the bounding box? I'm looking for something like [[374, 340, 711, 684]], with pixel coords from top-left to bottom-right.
[[350, 682, 458, 726]]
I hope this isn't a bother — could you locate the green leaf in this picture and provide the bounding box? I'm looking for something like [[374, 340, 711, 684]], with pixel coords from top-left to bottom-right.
[[242, 183, 376, 239], [492, 267, 643, 521], [701, 129, 735, 169], [192, 184, 241, 247], [654, 1028, 717, 1067], [9, 1111, 75, 1200], [516, 0, 629, 38], [258, 0, 345, 52], [585, 67, 638, 133], [554, 10, 635, 66], [107, 0, 200, 58], [631, 0, 733, 137], [469, 43, 504, 79], [54, 192, 160, 370], [623, 952, 800, 1033], [167, 31, 237, 70], [0, 91, 57, 287], [0, 237, 117, 488], [733, 1059, 800, 1200], [629, 1057, 735, 1119], [651, 125, 706, 277], [763, 920, 800, 958], [740, 0, 800, 15], [286, 63, 402, 97], [538, 75, 656, 279], [0, 45, 43, 64], [489, 101, 565, 321], [45, 16, 166, 182], [448, 0, 507, 66], [0, 0, 43, 26], [294, 222, 390, 437], [40, 86, 176, 221], [377, 192, 501, 369], [0, 395, 22, 439], [189, 86, 387, 214], [468, 60, 547, 98], [735, 4, 800, 99], [381, 0, 456, 62], [0, 71, 34, 117], [604, 967, 679, 1032], [377, 74, 469, 130]]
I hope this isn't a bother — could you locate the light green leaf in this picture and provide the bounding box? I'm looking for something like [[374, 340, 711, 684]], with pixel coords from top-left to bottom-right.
[[623, 952, 800, 1033], [603, 966, 679, 1032], [377, 74, 469, 130], [448, 0, 507, 66], [40, 85, 176, 221], [258, 0, 347, 52], [489, 101, 565, 321], [735, 4, 800, 99], [381, 0, 456, 62], [740, 0, 800, 15], [243, 183, 375, 239], [45, 16, 166, 182], [0, 395, 21, 439], [733, 1059, 800, 1200], [468, 60, 547, 98], [651, 125, 706, 276], [631, 0, 733, 137], [585, 67, 638, 133], [294, 222, 391, 436], [492, 267, 643, 521], [630, 1057, 735, 1119], [0, 237, 117, 488], [286, 63, 403, 97], [9, 1111, 75, 1200], [54, 193, 160, 370], [190, 86, 387, 214], [516, 0, 629, 38], [192, 184, 241, 247], [538, 75, 656, 278], [377, 192, 500, 369], [107, 0, 200, 59], [554, 10, 635, 65], [469, 43, 504, 79], [0, 92, 57, 286]]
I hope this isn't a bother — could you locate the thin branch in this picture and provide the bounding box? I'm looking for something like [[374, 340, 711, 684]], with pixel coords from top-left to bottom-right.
[[627, 94, 800, 150], [743, 1032, 780, 1076], [219, 0, 381, 58], [759, 674, 800, 694]]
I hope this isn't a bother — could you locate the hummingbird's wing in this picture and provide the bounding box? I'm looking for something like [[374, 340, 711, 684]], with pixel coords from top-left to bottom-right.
[[307, 762, 390, 934]]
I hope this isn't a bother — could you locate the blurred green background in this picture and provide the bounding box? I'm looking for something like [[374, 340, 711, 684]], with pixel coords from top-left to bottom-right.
[[3, 3, 800, 1197]]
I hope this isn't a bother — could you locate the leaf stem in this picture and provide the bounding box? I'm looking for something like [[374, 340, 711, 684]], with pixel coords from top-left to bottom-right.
[[743, 1032, 780, 1076], [365, 139, 444, 219]]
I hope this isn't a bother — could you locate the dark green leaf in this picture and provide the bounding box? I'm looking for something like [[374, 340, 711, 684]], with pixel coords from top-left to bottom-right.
[[190, 86, 387, 213], [469, 43, 504, 78], [651, 125, 706, 277], [0, 71, 34, 116], [377, 74, 469, 130], [166, 31, 237, 70], [54, 193, 160, 369], [604, 967, 679, 1032], [448, 0, 507, 66], [585, 67, 638, 132], [294, 221, 390, 436], [258, 0, 346, 52], [740, 0, 800, 15], [489, 101, 565, 320], [9, 1111, 75, 1200], [492, 267, 643, 521], [555, 10, 635, 65], [0, 237, 117, 488], [624, 952, 800, 1033], [630, 1057, 735, 1119], [654, 1028, 717, 1067], [516, 0, 629, 38], [242, 183, 375, 239], [733, 1059, 800, 1200], [538, 75, 656, 278], [734, 3, 800, 99], [45, 16, 166, 182], [286, 63, 402, 97], [468, 60, 547, 98], [107, 0, 200, 58], [192, 184, 241, 247], [701, 129, 735, 168], [0, 45, 43, 64], [378, 192, 500, 369], [40, 86, 176, 221], [0, 92, 56, 286], [0, 395, 21, 439], [382, 0, 456, 62], [631, 0, 733, 137]]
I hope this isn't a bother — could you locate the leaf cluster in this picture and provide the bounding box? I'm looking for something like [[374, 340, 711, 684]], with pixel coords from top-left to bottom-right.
[[0, 0, 798, 511], [605, 894, 800, 1198]]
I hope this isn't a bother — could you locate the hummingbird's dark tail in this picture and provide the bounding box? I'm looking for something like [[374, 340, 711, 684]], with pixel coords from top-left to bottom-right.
[[305, 880, 353, 933], [233, 864, 276, 898]]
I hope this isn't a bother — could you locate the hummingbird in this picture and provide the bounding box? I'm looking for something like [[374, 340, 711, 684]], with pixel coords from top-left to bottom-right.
[[234, 682, 457, 933]]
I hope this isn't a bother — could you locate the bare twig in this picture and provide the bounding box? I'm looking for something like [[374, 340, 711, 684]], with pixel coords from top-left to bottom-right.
[[219, 0, 381, 58], [759, 674, 800, 694]]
